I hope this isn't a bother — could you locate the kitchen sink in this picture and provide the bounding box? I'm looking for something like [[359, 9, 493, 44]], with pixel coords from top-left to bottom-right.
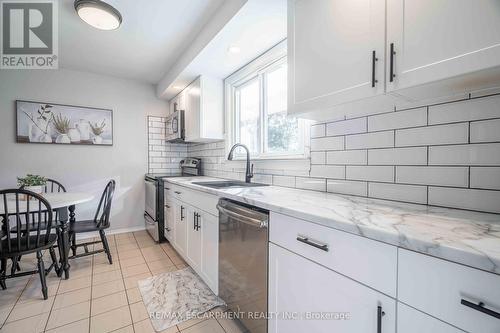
[[192, 180, 269, 189]]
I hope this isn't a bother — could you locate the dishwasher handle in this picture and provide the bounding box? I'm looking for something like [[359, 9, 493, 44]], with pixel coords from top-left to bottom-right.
[[217, 204, 268, 228]]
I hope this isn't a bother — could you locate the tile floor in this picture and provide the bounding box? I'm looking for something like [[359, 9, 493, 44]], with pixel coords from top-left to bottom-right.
[[0, 230, 247, 333]]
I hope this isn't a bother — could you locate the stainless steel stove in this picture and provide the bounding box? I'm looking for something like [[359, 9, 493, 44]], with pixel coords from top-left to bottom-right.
[[144, 157, 202, 242]]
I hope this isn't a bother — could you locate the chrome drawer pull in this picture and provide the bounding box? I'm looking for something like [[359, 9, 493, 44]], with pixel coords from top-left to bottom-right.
[[174, 191, 181, 194], [165, 204, 170, 208], [461, 299, 500, 320], [296, 235, 329, 252]]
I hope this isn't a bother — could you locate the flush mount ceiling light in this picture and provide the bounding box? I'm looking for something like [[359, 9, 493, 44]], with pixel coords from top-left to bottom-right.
[[74, 0, 122, 30]]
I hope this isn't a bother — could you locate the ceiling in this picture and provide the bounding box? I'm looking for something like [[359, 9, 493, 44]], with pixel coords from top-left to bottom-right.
[[158, 0, 287, 99], [59, 0, 225, 83]]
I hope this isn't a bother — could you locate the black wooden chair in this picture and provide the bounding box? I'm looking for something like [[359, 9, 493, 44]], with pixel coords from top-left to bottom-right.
[[14, 179, 67, 273], [0, 189, 59, 299], [69, 180, 115, 264]]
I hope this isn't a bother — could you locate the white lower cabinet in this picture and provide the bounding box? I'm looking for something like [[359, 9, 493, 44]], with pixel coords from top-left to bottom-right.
[[172, 200, 187, 257], [397, 303, 462, 333], [185, 206, 202, 270], [269, 243, 395, 333], [165, 183, 219, 294]]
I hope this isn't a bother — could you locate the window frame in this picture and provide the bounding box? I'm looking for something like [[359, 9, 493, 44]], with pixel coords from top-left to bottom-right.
[[225, 40, 309, 161]]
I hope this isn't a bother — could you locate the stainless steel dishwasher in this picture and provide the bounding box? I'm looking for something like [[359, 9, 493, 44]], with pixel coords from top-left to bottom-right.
[[217, 199, 269, 333]]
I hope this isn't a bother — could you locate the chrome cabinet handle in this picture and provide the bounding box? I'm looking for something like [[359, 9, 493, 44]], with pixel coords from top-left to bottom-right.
[[461, 299, 500, 320], [165, 204, 170, 208], [174, 191, 181, 194], [166, 227, 171, 232], [165, 187, 170, 190], [180, 206, 184, 220], [296, 235, 329, 252], [371, 50, 378, 87]]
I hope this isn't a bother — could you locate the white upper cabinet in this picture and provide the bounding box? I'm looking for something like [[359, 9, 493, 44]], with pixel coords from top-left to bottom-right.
[[288, 0, 386, 116], [387, 0, 500, 94], [180, 76, 223, 143]]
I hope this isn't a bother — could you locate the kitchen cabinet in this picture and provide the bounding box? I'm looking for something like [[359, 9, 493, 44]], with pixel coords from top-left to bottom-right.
[[386, 0, 500, 95], [397, 303, 463, 333], [186, 207, 202, 270], [164, 182, 219, 294], [289, 0, 500, 119], [172, 76, 223, 142], [164, 197, 174, 242], [268, 243, 396, 333], [172, 200, 187, 257], [287, 0, 386, 116]]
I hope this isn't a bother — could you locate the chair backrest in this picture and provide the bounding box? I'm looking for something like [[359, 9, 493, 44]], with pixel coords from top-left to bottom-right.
[[44, 179, 66, 193], [94, 180, 116, 228], [0, 189, 54, 255]]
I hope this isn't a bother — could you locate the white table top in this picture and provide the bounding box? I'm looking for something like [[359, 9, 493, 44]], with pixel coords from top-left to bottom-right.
[[0, 192, 94, 214]]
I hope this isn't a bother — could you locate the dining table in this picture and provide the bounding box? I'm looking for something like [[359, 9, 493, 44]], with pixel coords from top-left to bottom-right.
[[0, 192, 94, 279]]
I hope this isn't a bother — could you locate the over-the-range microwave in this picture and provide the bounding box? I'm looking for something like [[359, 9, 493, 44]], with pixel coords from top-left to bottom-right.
[[165, 109, 185, 143]]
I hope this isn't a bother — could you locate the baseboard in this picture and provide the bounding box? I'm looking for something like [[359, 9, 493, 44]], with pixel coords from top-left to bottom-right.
[[75, 225, 146, 240]]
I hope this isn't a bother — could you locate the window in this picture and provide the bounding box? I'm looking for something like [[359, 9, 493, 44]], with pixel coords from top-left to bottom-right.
[[228, 49, 307, 160]]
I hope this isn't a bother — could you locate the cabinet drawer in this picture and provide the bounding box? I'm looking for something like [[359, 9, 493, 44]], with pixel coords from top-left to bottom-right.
[[397, 302, 462, 333], [164, 183, 218, 216], [398, 249, 500, 333], [269, 212, 397, 297]]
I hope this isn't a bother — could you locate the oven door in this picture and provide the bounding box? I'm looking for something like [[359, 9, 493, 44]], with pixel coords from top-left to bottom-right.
[[145, 178, 157, 219]]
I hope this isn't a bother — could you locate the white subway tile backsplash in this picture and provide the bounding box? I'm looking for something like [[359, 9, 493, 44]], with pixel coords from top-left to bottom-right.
[[326, 150, 367, 165], [470, 119, 500, 143], [295, 177, 326, 192], [310, 136, 344, 151], [326, 117, 366, 136], [396, 166, 469, 187], [327, 179, 367, 196], [470, 167, 500, 190], [429, 143, 500, 165], [369, 183, 428, 204], [395, 123, 468, 147], [310, 165, 345, 179], [272, 175, 296, 188], [346, 166, 394, 182], [368, 147, 427, 165], [345, 131, 394, 149], [368, 108, 427, 131], [310, 152, 326, 164], [185, 93, 500, 214], [310, 124, 326, 138], [428, 187, 500, 214], [429, 95, 500, 124]]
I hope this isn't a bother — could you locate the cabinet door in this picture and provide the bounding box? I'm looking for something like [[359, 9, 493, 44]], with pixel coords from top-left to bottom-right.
[[200, 212, 218, 294], [173, 201, 187, 257], [164, 199, 174, 242], [387, 0, 500, 92], [269, 243, 395, 333], [184, 78, 201, 142], [186, 208, 202, 270], [288, 0, 385, 115]]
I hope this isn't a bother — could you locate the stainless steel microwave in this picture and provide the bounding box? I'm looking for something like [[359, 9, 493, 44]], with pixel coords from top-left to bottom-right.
[[165, 109, 185, 143]]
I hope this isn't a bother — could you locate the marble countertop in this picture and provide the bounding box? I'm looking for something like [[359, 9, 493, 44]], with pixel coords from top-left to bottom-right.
[[164, 176, 500, 275]]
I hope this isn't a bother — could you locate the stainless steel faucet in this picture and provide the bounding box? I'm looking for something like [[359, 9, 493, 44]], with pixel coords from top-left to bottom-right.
[[227, 143, 253, 183]]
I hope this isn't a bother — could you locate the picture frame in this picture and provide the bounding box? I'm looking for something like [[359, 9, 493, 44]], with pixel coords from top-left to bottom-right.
[[15, 100, 113, 146]]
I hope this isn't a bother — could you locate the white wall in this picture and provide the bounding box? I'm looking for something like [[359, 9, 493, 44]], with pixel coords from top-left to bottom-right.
[[0, 68, 168, 231]]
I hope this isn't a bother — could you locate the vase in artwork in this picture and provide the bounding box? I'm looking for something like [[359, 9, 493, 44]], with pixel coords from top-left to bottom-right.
[[28, 123, 42, 142], [38, 133, 52, 143], [55, 134, 71, 143], [68, 128, 81, 142], [76, 119, 90, 140], [92, 135, 103, 144]]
